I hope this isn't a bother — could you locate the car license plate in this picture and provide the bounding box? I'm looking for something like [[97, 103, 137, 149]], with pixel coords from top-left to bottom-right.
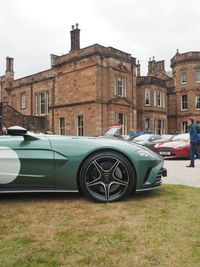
[[159, 151, 171, 155]]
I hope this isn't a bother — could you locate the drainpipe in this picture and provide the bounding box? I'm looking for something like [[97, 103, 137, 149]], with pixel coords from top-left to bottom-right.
[[100, 56, 103, 135], [51, 75, 56, 132], [31, 78, 34, 116]]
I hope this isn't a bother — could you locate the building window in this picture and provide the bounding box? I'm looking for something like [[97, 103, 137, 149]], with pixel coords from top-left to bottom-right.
[[158, 120, 162, 135], [154, 119, 156, 134], [157, 90, 161, 107], [117, 113, 126, 134], [115, 76, 126, 97], [145, 118, 150, 130], [21, 93, 27, 109], [59, 117, 65, 135], [181, 72, 187, 83], [35, 92, 49, 115], [181, 95, 188, 110], [196, 95, 200, 109], [195, 72, 200, 82], [162, 120, 165, 134], [154, 90, 157, 106], [145, 88, 150, 106], [77, 115, 83, 136], [182, 121, 188, 133], [117, 76, 123, 96]]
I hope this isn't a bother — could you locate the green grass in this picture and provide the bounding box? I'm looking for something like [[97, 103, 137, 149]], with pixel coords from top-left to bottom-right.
[[0, 185, 200, 267]]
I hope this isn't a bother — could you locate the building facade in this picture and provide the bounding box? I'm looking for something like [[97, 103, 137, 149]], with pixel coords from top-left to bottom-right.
[[0, 25, 137, 136], [168, 50, 200, 133], [0, 26, 200, 135]]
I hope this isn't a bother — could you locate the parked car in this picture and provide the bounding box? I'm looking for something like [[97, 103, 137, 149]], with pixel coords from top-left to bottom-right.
[[160, 134, 174, 140], [0, 126, 167, 203], [153, 133, 200, 158], [130, 134, 163, 150]]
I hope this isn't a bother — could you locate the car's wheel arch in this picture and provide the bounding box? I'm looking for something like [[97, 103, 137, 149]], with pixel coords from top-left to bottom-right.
[[76, 148, 137, 193]]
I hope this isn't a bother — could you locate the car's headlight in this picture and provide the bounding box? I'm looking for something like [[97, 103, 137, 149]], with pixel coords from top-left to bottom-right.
[[175, 144, 187, 148], [154, 144, 159, 148], [135, 149, 153, 158]]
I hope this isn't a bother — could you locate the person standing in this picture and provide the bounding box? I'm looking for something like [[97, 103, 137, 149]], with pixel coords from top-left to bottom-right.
[[186, 118, 200, 168], [1, 127, 8, 135]]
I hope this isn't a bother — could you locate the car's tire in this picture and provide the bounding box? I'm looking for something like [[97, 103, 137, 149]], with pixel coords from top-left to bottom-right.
[[79, 151, 135, 203]]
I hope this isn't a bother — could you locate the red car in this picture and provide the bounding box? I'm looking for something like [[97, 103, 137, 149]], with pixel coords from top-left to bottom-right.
[[154, 133, 200, 158]]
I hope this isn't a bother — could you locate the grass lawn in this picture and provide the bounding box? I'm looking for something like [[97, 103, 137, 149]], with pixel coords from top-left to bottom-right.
[[0, 185, 200, 267]]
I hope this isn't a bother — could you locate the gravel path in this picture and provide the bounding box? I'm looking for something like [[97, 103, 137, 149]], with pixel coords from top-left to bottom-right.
[[162, 158, 200, 188]]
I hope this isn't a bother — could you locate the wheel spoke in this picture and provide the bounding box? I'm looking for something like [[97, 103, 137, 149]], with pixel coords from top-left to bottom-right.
[[112, 176, 129, 186], [86, 180, 102, 187], [107, 159, 120, 174], [111, 179, 128, 186], [93, 160, 104, 174]]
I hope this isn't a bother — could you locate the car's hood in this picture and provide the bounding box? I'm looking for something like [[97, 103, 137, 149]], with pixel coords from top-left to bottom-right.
[[156, 140, 189, 148]]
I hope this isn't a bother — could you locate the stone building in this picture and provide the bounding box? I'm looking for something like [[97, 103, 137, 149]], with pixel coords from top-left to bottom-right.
[[0, 24, 137, 136], [168, 50, 200, 133], [0, 26, 200, 135], [136, 58, 168, 134]]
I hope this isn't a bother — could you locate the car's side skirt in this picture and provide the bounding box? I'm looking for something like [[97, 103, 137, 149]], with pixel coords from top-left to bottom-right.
[[0, 189, 79, 193]]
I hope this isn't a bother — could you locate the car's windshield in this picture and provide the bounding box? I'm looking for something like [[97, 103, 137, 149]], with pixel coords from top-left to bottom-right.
[[134, 135, 161, 141], [104, 128, 118, 136], [161, 134, 174, 140], [172, 134, 189, 141]]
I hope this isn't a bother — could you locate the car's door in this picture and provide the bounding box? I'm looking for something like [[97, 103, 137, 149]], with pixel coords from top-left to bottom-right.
[[0, 135, 55, 189]]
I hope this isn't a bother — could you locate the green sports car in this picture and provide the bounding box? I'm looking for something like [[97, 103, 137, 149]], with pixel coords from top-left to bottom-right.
[[0, 126, 167, 203]]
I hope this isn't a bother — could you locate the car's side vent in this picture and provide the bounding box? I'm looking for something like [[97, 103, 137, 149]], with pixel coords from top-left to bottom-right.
[[143, 167, 152, 183]]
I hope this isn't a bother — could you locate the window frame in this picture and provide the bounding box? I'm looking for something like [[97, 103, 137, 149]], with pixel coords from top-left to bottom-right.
[[115, 75, 126, 97], [145, 88, 150, 106], [77, 115, 84, 136], [196, 71, 200, 83], [181, 72, 187, 84], [154, 90, 157, 106], [195, 95, 200, 110], [145, 118, 150, 130], [157, 119, 162, 135], [35, 91, 49, 116], [181, 95, 188, 110], [182, 121, 188, 133], [21, 93, 27, 109], [157, 90, 161, 107], [116, 112, 127, 135], [59, 117, 65, 135]]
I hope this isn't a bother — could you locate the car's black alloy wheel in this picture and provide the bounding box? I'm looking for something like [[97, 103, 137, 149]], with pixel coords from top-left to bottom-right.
[[79, 151, 135, 202]]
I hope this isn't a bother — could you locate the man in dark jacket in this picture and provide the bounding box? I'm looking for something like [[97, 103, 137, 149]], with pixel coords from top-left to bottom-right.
[[186, 118, 200, 167]]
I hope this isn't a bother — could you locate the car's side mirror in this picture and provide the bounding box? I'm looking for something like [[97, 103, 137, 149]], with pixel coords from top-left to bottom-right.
[[7, 126, 39, 141], [7, 126, 27, 135]]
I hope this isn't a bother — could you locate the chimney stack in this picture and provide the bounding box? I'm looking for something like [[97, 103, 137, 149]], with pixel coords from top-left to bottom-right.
[[136, 60, 141, 77], [5, 57, 14, 79], [70, 23, 80, 51]]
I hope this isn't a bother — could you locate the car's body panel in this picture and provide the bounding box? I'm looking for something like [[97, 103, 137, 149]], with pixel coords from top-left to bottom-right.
[[0, 136, 55, 188]]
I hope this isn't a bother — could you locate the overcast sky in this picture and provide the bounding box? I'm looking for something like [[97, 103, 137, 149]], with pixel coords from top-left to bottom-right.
[[0, 0, 200, 79]]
